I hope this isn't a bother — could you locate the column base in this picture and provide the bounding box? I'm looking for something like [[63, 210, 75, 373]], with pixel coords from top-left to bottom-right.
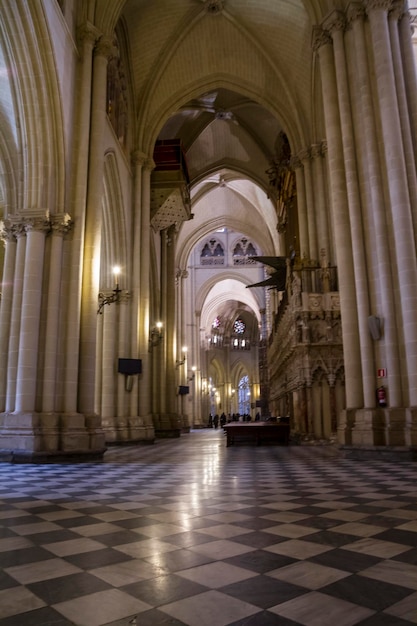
[[153, 413, 182, 437], [102, 415, 155, 444], [340, 445, 417, 461], [338, 406, 417, 452], [179, 414, 191, 433], [0, 411, 107, 463]]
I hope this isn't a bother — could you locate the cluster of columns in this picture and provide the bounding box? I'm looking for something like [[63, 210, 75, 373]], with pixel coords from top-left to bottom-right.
[[291, 141, 331, 267], [312, 0, 417, 447], [0, 21, 166, 457], [0, 213, 105, 457]]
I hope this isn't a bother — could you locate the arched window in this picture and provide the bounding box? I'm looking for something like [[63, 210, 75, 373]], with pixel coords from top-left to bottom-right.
[[233, 238, 257, 265], [238, 375, 251, 416], [200, 239, 224, 265]]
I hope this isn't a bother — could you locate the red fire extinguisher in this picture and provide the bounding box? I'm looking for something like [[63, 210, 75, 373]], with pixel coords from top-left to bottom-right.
[[376, 385, 387, 407]]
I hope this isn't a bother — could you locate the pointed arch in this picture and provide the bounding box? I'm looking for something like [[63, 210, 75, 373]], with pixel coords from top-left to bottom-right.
[[0, 2, 66, 213]]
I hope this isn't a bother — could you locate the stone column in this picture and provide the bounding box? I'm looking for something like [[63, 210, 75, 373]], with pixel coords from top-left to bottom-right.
[[366, 0, 417, 406], [313, 27, 363, 410], [324, 10, 376, 408], [15, 215, 50, 413], [389, 3, 417, 236], [42, 215, 72, 413], [177, 267, 190, 429], [130, 152, 144, 418], [5, 225, 25, 412], [100, 299, 117, 422], [79, 35, 114, 416], [64, 23, 99, 413], [291, 156, 310, 261], [138, 160, 154, 423], [161, 224, 180, 433], [398, 4, 417, 175], [0, 224, 17, 411], [159, 228, 168, 417], [311, 142, 331, 263], [300, 149, 318, 263], [348, 3, 401, 408]]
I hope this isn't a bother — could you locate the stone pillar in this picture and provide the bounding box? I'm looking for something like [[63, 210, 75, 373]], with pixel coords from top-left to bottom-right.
[[300, 149, 318, 263], [177, 268, 190, 430], [347, 4, 401, 410], [398, 5, 417, 160], [15, 215, 50, 413], [138, 160, 154, 423], [324, 10, 376, 408], [159, 228, 168, 418], [159, 224, 180, 435], [100, 300, 117, 422], [0, 224, 17, 411], [42, 215, 72, 413], [5, 225, 25, 412], [291, 156, 310, 261], [389, 3, 417, 239], [366, 0, 417, 407], [313, 27, 363, 410], [311, 142, 331, 263], [79, 35, 114, 416], [64, 23, 98, 413], [130, 152, 144, 418]]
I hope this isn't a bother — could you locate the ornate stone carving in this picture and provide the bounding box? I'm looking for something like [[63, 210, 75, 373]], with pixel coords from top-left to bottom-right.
[[76, 22, 101, 49], [95, 36, 116, 60], [0, 221, 17, 243], [364, 0, 393, 12], [289, 155, 303, 170], [323, 10, 347, 34], [51, 213, 73, 236], [311, 26, 333, 52], [347, 1, 366, 24], [24, 217, 51, 234], [389, 0, 405, 20]]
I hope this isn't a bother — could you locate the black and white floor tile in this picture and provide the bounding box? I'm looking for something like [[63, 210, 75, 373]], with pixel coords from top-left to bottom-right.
[[0, 429, 416, 625]]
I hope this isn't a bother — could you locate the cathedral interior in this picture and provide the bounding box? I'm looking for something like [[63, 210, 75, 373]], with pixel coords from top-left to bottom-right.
[[0, 2, 417, 624]]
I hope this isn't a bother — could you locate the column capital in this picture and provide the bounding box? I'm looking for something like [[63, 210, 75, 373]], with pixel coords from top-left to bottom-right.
[[296, 147, 311, 162], [346, 2, 366, 24], [312, 25, 333, 52], [51, 213, 73, 236], [310, 143, 326, 159], [6, 212, 51, 236], [176, 268, 188, 281], [290, 155, 303, 169], [322, 10, 347, 35], [94, 35, 116, 60], [389, 0, 405, 21], [364, 0, 393, 12], [0, 221, 17, 242], [24, 217, 51, 235], [132, 151, 155, 171], [76, 22, 101, 48]]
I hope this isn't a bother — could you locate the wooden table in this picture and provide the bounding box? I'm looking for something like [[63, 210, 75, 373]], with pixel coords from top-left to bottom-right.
[[223, 421, 290, 447]]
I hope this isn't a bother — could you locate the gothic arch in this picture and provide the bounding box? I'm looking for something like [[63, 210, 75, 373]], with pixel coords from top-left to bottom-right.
[[0, 3, 65, 213]]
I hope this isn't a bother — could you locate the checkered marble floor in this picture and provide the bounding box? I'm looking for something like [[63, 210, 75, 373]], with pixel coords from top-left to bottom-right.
[[0, 430, 416, 626]]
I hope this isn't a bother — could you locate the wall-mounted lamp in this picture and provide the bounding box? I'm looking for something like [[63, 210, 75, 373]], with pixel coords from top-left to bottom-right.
[[97, 266, 122, 315], [188, 366, 197, 381], [176, 346, 187, 367], [149, 322, 163, 351]]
